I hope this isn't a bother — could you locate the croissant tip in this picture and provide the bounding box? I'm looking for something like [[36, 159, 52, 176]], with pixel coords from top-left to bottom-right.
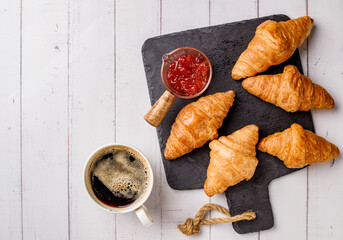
[[242, 76, 257, 90], [164, 151, 173, 160], [257, 140, 265, 152], [225, 90, 236, 97], [249, 124, 259, 131], [291, 123, 302, 128], [204, 189, 214, 197], [334, 149, 340, 159], [241, 78, 250, 88], [231, 70, 242, 80], [329, 97, 335, 109], [284, 64, 298, 72], [299, 15, 314, 24]]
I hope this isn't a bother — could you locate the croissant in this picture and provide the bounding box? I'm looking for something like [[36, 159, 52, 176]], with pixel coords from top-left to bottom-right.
[[164, 91, 235, 160], [258, 123, 340, 168], [204, 125, 259, 197], [242, 65, 335, 112], [232, 16, 314, 80]]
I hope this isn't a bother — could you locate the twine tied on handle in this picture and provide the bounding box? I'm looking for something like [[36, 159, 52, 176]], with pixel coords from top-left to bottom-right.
[[178, 203, 256, 236]]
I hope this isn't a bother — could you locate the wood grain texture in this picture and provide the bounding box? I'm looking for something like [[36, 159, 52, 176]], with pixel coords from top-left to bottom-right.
[[21, 0, 69, 239], [115, 0, 162, 239], [161, 0, 209, 34], [307, 0, 343, 239], [1, 0, 343, 239], [0, 0, 22, 239], [68, 0, 116, 239], [210, 0, 257, 25]]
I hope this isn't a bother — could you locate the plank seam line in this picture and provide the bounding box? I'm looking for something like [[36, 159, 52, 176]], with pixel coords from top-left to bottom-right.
[[114, 0, 117, 239], [306, 1, 309, 240], [208, 0, 211, 26], [257, 1, 260, 239], [159, 0, 162, 36], [208, 2, 212, 240], [159, 1, 163, 239], [67, 0, 71, 238], [20, 0, 23, 238], [114, 0, 117, 144]]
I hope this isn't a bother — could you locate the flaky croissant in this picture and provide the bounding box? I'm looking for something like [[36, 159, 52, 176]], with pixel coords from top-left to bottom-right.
[[204, 125, 259, 197], [164, 91, 235, 160], [242, 65, 335, 112], [232, 16, 314, 80], [258, 123, 340, 168]]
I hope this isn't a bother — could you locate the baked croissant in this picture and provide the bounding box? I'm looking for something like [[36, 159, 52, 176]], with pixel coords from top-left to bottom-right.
[[164, 91, 235, 160], [242, 65, 335, 112], [232, 16, 314, 80], [258, 123, 340, 168], [204, 125, 259, 197]]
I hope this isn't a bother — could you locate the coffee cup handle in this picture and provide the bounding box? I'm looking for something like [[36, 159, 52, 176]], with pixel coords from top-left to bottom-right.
[[135, 205, 153, 227]]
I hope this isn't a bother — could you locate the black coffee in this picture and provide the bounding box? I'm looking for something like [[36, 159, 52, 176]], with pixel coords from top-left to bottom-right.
[[89, 148, 149, 208]]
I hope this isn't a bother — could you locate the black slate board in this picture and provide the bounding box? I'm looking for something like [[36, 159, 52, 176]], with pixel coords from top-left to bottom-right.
[[142, 14, 315, 234]]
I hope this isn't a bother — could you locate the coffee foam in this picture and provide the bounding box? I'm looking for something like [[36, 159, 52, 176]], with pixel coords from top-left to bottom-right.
[[91, 149, 148, 202]]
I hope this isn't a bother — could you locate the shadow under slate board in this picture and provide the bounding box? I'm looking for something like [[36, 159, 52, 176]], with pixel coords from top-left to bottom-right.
[[142, 14, 314, 234]]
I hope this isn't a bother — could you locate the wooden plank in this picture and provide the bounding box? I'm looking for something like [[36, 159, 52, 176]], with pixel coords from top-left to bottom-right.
[[307, 0, 343, 239], [161, 185, 210, 240], [210, 1, 258, 239], [258, 1, 308, 239], [0, 0, 22, 239], [160, 1, 212, 239], [68, 0, 116, 239], [21, 0, 69, 239], [210, 0, 257, 25], [115, 1, 162, 239], [162, 0, 209, 34]]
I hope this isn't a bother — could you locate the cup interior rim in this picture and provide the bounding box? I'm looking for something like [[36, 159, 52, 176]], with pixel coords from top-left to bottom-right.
[[84, 143, 154, 213]]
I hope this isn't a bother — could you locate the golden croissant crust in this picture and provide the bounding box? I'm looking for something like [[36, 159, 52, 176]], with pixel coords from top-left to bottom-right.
[[258, 123, 340, 168], [242, 65, 335, 112], [164, 91, 235, 160], [204, 125, 259, 197], [232, 16, 314, 80]]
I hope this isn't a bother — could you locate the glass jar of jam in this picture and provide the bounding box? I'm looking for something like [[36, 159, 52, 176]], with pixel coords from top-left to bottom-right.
[[161, 47, 212, 99]]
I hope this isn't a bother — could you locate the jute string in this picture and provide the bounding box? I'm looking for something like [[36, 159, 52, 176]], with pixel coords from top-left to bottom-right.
[[177, 203, 256, 236]]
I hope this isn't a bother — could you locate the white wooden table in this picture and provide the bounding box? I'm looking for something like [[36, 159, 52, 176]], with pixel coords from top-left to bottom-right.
[[1, 0, 343, 239]]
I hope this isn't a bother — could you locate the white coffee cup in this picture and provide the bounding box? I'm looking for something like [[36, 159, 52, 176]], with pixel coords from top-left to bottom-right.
[[84, 143, 154, 227]]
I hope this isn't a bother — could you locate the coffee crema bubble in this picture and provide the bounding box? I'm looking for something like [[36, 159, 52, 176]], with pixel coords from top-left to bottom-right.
[[89, 148, 149, 208]]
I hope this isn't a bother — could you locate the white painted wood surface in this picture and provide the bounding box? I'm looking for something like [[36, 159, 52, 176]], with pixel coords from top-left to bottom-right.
[[307, 1, 343, 239], [21, 0, 69, 239], [69, 0, 116, 239], [1, 0, 342, 239], [0, 1, 21, 239]]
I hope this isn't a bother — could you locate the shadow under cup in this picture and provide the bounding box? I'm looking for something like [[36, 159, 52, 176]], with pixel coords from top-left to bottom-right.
[[84, 144, 154, 214]]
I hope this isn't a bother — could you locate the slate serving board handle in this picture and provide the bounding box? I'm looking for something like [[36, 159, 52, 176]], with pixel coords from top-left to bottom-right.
[[226, 182, 273, 233], [225, 150, 301, 233]]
